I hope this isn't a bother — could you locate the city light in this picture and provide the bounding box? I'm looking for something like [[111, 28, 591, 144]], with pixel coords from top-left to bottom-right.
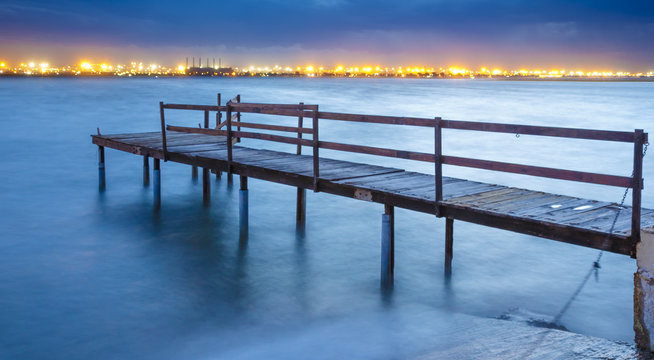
[[0, 59, 651, 79]]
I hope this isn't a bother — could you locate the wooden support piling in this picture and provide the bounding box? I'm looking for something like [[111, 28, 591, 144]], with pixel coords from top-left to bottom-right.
[[381, 204, 395, 287], [192, 166, 198, 180], [240, 175, 248, 232], [203, 168, 210, 203], [445, 217, 454, 276], [143, 155, 149, 187], [98, 146, 106, 191], [153, 158, 161, 208], [297, 188, 306, 226]]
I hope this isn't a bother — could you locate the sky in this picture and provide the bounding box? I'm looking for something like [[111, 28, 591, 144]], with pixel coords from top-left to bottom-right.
[[1, 0, 654, 70]]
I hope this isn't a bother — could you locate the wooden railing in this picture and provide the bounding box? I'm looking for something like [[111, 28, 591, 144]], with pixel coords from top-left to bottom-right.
[[158, 97, 648, 241]]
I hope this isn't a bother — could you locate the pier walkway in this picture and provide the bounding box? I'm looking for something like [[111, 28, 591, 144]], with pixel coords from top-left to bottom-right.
[[91, 95, 651, 283]]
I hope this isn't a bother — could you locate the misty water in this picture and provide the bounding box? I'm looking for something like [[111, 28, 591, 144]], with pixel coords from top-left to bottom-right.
[[1, 77, 652, 359]]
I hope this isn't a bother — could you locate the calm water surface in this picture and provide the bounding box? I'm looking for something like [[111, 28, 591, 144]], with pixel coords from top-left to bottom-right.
[[0, 78, 652, 359]]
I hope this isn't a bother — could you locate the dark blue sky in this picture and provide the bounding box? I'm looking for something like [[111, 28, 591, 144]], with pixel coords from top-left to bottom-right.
[[1, 0, 653, 69]]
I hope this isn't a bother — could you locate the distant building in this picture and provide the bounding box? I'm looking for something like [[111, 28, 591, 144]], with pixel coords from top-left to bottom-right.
[[186, 67, 234, 76]]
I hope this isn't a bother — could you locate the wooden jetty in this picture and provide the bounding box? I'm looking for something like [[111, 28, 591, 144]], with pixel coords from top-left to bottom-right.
[[92, 94, 651, 285]]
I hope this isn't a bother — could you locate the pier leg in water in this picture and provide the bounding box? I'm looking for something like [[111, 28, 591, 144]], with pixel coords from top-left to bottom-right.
[[202, 167, 210, 204], [142, 155, 149, 187], [296, 188, 306, 229], [153, 158, 161, 208], [215, 170, 222, 181], [445, 218, 454, 277], [381, 204, 394, 287], [239, 176, 248, 234], [98, 146, 106, 191], [192, 166, 198, 181], [634, 226, 654, 352]]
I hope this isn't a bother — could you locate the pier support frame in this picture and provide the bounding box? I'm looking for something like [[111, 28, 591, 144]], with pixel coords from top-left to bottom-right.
[[192, 166, 198, 180], [635, 227, 654, 351], [98, 146, 106, 191], [445, 218, 454, 276], [143, 155, 149, 187], [153, 158, 161, 208], [239, 176, 248, 232], [381, 204, 395, 287]]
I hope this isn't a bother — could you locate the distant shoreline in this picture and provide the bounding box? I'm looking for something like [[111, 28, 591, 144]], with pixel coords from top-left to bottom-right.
[[1, 74, 653, 82]]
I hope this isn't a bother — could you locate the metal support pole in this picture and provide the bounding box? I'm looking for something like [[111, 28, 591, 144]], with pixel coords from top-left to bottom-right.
[[239, 175, 248, 233], [445, 218, 454, 277], [98, 146, 106, 191], [143, 155, 150, 187], [192, 166, 198, 180], [381, 204, 394, 287], [203, 168, 210, 203], [296, 188, 306, 227], [153, 158, 161, 208]]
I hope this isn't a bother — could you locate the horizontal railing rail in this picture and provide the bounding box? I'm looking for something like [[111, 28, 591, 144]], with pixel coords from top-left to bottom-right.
[[159, 97, 648, 243]]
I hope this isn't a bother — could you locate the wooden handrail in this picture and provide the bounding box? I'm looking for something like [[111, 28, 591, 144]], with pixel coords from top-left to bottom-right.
[[441, 155, 636, 188], [231, 102, 319, 111], [163, 104, 223, 111], [232, 121, 313, 134], [319, 141, 434, 162], [166, 125, 313, 147], [440, 119, 640, 143]]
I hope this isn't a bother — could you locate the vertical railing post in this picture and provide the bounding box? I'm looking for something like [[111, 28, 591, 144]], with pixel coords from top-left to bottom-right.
[[215, 93, 222, 180], [202, 110, 210, 202], [98, 146, 106, 191], [296, 102, 304, 155], [312, 108, 319, 192], [236, 94, 241, 142], [159, 102, 168, 161], [226, 102, 233, 178], [296, 102, 306, 226], [633, 129, 644, 245], [434, 117, 443, 217]]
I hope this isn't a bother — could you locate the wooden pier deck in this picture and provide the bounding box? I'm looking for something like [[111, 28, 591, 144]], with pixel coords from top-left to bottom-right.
[[92, 95, 650, 282]]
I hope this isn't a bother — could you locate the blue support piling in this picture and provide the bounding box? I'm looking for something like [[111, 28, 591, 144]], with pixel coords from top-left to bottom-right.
[[381, 205, 394, 287], [153, 158, 161, 208], [98, 146, 106, 191], [239, 176, 248, 232]]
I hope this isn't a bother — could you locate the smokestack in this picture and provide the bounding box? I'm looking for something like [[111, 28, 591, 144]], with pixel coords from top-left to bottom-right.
[[213, 58, 215, 68], [199, 57, 201, 67], [192, 57, 195, 67], [219, 58, 222, 68], [186, 57, 188, 68], [206, 58, 209, 68]]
